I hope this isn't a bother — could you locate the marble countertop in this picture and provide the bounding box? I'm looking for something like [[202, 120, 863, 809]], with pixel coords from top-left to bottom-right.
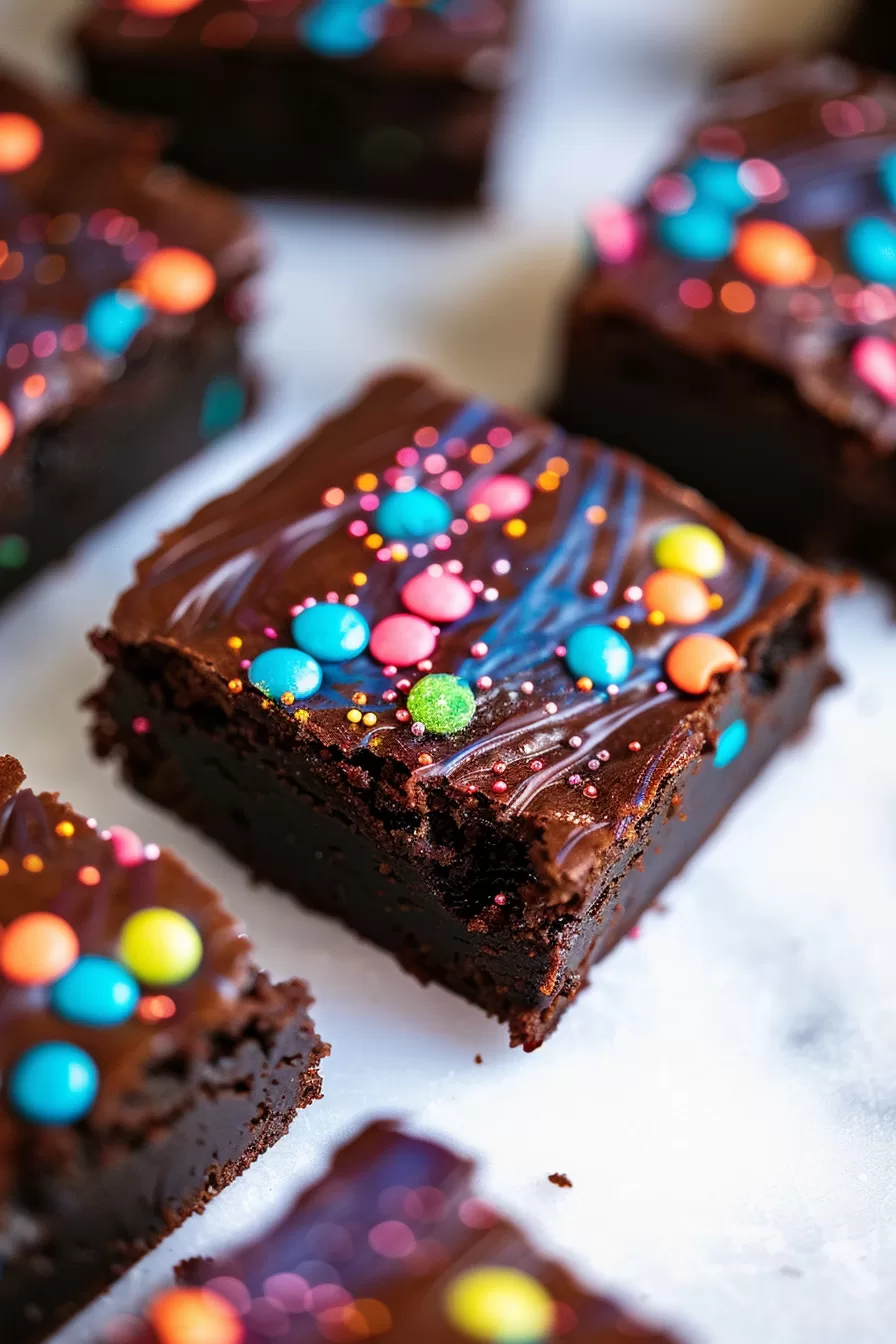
[[1, 1, 893, 1342]]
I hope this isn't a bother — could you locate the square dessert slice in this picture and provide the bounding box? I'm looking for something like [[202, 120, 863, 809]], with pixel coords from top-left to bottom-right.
[[90, 369, 836, 1050], [75, 0, 518, 206], [0, 68, 257, 605], [0, 756, 326, 1344], [112, 1122, 685, 1343], [552, 56, 896, 593]]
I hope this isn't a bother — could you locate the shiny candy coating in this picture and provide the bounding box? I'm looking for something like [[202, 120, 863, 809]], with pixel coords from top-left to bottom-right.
[[50, 955, 139, 1027], [147, 1287, 244, 1344], [656, 202, 734, 261], [467, 474, 532, 521], [666, 633, 738, 694], [565, 624, 633, 688], [851, 335, 896, 404], [118, 907, 203, 986], [376, 486, 452, 540], [370, 613, 437, 666], [9, 1041, 99, 1125], [642, 569, 711, 624], [444, 1265, 554, 1342], [733, 220, 815, 287], [85, 290, 150, 356], [132, 247, 217, 315], [292, 602, 370, 661], [0, 912, 79, 986], [654, 523, 725, 578], [0, 112, 43, 173], [107, 824, 146, 867], [714, 717, 748, 768], [401, 569, 475, 623], [249, 647, 323, 701], [685, 155, 754, 214], [407, 674, 476, 735], [845, 216, 896, 285]]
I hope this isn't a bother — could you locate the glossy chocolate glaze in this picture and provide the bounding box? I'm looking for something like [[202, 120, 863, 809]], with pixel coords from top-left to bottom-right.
[[158, 1122, 683, 1343], [575, 57, 896, 452], [106, 371, 828, 899]]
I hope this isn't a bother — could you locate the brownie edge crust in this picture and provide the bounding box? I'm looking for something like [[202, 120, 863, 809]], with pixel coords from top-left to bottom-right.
[[89, 370, 838, 1049]]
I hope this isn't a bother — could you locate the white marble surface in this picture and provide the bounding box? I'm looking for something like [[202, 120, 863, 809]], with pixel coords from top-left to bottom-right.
[[1, 1, 895, 1341]]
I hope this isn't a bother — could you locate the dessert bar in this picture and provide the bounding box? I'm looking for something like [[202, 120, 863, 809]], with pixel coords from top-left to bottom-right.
[[0, 756, 325, 1344], [0, 69, 256, 604], [90, 370, 836, 1049], [75, 0, 517, 206], [552, 57, 896, 592]]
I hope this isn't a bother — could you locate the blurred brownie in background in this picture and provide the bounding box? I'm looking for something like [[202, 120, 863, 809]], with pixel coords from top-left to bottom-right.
[[551, 57, 896, 594], [840, 0, 896, 74], [0, 70, 257, 605], [75, 0, 518, 206]]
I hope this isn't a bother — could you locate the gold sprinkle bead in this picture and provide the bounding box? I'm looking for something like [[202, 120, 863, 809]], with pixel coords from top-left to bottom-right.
[[576, 676, 593, 691], [503, 518, 526, 538], [295, 708, 310, 722], [352, 691, 368, 706], [467, 503, 490, 523], [365, 533, 384, 549], [347, 709, 363, 724], [55, 820, 75, 838], [470, 443, 493, 464], [0, 858, 9, 877], [546, 456, 569, 476], [227, 635, 243, 650], [585, 505, 607, 525], [355, 472, 378, 491], [280, 691, 295, 705], [391, 544, 408, 562], [536, 470, 560, 492], [352, 572, 367, 586], [615, 615, 632, 630], [647, 610, 665, 626], [228, 678, 243, 693], [362, 712, 378, 727], [22, 854, 43, 873], [708, 593, 724, 610]]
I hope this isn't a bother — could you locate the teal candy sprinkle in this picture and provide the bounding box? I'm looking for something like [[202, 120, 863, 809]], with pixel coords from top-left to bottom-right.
[[714, 718, 748, 769], [300, 0, 379, 57], [407, 674, 476, 735], [376, 486, 452, 541], [0, 535, 28, 569], [656, 202, 735, 262], [249, 648, 322, 702], [200, 375, 246, 438], [685, 156, 754, 214], [84, 290, 150, 356]]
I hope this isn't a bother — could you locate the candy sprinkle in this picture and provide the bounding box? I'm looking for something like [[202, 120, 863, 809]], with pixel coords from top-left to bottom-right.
[[118, 908, 203, 986], [444, 1266, 553, 1343], [406, 675, 476, 735], [0, 912, 79, 986]]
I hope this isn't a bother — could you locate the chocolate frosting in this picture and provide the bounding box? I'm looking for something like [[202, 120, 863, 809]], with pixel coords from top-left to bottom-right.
[[161, 1122, 683, 1342], [0, 756, 253, 1200], [0, 68, 256, 461], [78, 0, 515, 79], [106, 370, 826, 899], [577, 56, 896, 452]]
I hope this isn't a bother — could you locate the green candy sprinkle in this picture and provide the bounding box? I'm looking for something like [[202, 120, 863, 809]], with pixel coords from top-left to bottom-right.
[[407, 674, 476, 736], [0, 535, 28, 569]]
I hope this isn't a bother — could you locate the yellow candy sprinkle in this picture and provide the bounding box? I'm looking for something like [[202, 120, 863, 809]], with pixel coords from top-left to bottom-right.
[[227, 636, 243, 650], [355, 472, 378, 491], [444, 1266, 553, 1342], [362, 712, 378, 727], [503, 518, 526, 539], [347, 709, 363, 724], [352, 572, 368, 587], [22, 854, 43, 873], [55, 820, 75, 838], [227, 678, 243, 693], [119, 908, 203, 987], [654, 523, 725, 578], [365, 533, 384, 550]]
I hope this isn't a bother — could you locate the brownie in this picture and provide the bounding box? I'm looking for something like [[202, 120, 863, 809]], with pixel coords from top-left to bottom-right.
[[839, 1, 896, 75], [89, 369, 836, 1050], [0, 69, 257, 605], [102, 1121, 685, 1343], [551, 56, 896, 594], [0, 755, 326, 1344], [74, 0, 517, 206]]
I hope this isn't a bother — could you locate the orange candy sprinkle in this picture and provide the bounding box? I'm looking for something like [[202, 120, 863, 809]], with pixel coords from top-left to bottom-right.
[[0, 912, 79, 985], [147, 1288, 244, 1344], [132, 248, 216, 315], [0, 401, 13, 455], [0, 113, 43, 173], [642, 569, 711, 625], [127, 0, 202, 13], [666, 634, 738, 695], [733, 221, 815, 288]]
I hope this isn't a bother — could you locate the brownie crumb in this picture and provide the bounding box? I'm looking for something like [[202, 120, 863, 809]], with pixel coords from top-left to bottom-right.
[[548, 1172, 572, 1188], [474, 1054, 483, 1064]]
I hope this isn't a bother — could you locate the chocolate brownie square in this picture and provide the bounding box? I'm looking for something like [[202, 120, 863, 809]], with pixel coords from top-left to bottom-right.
[[0, 756, 325, 1344], [90, 369, 836, 1049], [75, 0, 517, 205], [0, 68, 257, 605]]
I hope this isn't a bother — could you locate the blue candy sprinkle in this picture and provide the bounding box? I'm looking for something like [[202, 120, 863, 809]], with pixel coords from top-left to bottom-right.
[[880, 150, 896, 208], [656, 203, 735, 262], [565, 624, 634, 688], [685, 156, 754, 214], [845, 215, 896, 284], [249, 648, 322, 702], [714, 718, 748, 768], [300, 0, 379, 57], [292, 602, 370, 662], [376, 487, 452, 541], [84, 290, 150, 356], [9, 1041, 99, 1125], [200, 375, 246, 438], [50, 955, 139, 1028]]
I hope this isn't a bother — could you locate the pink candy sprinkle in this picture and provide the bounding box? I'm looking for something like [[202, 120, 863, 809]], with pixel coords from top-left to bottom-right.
[[359, 494, 379, 512], [476, 676, 493, 690], [132, 716, 150, 735], [440, 470, 463, 491], [487, 426, 513, 448], [468, 474, 532, 521], [591, 580, 608, 596], [396, 708, 410, 722], [679, 277, 713, 310], [370, 614, 436, 667], [348, 519, 368, 537], [401, 569, 474, 623], [568, 774, 582, 787], [470, 641, 488, 658], [414, 426, 438, 448], [396, 446, 419, 467], [369, 1220, 416, 1258], [585, 200, 640, 264], [492, 780, 507, 794], [569, 735, 582, 748], [520, 681, 534, 694], [584, 784, 598, 798], [107, 825, 144, 867], [424, 453, 446, 474], [852, 335, 896, 404]]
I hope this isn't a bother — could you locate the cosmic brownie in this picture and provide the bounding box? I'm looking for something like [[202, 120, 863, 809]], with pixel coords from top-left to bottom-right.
[[0, 756, 325, 1344], [105, 1122, 685, 1344], [75, 0, 517, 206], [90, 369, 836, 1050], [0, 69, 256, 605], [552, 56, 896, 593]]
